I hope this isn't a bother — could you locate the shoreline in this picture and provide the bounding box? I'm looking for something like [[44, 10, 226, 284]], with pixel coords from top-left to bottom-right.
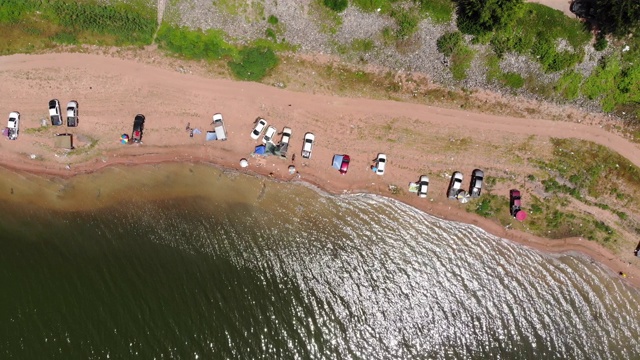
[[0, 52, 638, 288], [2, 148, 638, 289]]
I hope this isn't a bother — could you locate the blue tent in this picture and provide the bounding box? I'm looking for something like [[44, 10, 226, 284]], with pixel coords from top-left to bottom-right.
[[332, 155, 344, 170], [254, 145, 266, 155]]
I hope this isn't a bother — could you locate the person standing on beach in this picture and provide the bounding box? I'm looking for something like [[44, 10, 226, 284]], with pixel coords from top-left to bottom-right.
[[292, 154, 296, 162]]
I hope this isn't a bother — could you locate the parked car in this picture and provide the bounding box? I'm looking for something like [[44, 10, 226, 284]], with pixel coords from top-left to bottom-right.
[[49, 99, 62, 126], [66, 100, 79, 127], [469, 169, 484, 198], [212, 113, 226, 140], [262, 126, 277, 144], [251, 118, 267, 140], [417, 175, 429, 198], [279, 127, 292, 159], [510, 189, 524, 218], [7, 111, 20, 140], [447, 171, 464, 198], [302, 132, 315, 159], [132, 114, 145, 143], [375, 153, 387, 175], [339, 155, 350, 174]]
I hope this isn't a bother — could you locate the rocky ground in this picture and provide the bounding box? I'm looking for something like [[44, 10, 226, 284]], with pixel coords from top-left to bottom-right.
[[164, 0, 606, 113]]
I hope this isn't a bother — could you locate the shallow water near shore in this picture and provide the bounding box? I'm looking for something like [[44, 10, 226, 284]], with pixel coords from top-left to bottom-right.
[[0, 164, 638, 359]]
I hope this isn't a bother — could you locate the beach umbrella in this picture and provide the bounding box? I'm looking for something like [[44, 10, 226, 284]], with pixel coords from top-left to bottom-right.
[[240, 158, 249, 168], [288, 165, 296, 174], [515, 210, 527, 221], [120, 134, 129, 144]]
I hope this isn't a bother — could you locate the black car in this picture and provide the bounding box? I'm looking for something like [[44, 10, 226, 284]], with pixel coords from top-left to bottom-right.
[[132, 114, 145, 143]]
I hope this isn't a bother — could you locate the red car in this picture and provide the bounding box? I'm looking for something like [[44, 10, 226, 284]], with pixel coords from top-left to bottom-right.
[[339, 155, 350, 174], [510, 189, 527, 220]]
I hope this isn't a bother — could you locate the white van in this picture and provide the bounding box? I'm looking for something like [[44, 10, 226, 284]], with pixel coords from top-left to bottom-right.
[[212, 113, 227, 141]]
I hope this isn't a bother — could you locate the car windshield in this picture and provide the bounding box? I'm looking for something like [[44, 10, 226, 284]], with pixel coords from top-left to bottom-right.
[[252, 129, 259, 135], [378, 158, 385, 163]]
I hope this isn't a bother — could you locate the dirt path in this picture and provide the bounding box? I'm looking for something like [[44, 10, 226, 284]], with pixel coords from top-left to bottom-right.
[[528, 0, 574, 16]]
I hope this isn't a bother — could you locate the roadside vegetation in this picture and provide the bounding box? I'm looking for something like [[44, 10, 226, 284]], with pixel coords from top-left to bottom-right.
[[470, 138, 640, 250]]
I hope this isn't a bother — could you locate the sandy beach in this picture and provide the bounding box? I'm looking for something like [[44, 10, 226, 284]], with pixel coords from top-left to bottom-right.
[[0, 51, 638, 287]]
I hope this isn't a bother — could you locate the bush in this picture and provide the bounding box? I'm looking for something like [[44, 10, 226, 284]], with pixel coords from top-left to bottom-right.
[[594, 34, 608, 51], [228, 46, 279, 81], [437, 31, 463, 57], [156, 24, 237, 60], [323, 0, 348, 12]]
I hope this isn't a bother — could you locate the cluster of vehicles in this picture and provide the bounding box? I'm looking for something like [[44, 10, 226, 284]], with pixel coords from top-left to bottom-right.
[[446, 169, 484, 199], [48, 99, 79, 127], [5, 99, 79, 141], [251, 118, 313, 159]]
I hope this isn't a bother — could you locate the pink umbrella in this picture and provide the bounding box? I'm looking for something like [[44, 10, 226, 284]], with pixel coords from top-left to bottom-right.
[[515, 210, 527, 221]]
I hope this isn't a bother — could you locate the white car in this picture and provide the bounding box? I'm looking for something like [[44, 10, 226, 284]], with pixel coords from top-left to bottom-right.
[[448, 171, 464, 198], [212, 113, 227, 140], [375, 153, 387, 175], [262, 125, 277, 144], [49, 99, 62, 126], [302, 132, 315, 159], [7, 111, 20, 140], [251, 118, 267, 140], [417, 175, 429, 198], [66, 100, 79, 127]]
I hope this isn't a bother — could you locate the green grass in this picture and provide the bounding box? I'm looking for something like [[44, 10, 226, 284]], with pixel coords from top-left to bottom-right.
[[416, 0, 454, 24], [450, 45, 474, 80], [582, 54, 640, 113], [156, 24, 237, 60], [554, 71, 582, 100], [228, 46, 279, 81], [0, 0, 156, 54], [535, 138, 640, 200]]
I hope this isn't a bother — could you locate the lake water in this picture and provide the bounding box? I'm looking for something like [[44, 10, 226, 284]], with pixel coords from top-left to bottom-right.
[[0, 164, 638, 359]]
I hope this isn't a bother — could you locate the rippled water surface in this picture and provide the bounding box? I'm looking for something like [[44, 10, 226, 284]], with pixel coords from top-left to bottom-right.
[[0, 164, 638, 359]]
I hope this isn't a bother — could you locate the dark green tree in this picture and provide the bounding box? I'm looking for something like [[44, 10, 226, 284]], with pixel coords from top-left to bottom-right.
[[593, 0, 640, 36], [455, 0, 524, 35]]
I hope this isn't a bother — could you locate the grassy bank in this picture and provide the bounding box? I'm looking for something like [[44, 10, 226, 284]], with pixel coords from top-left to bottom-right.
[[468, 137, 640, 250], [0, 0, 156, 54]]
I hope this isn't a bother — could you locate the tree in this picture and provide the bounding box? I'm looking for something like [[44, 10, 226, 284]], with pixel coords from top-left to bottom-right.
[[456, 0, 524, 35], [593, 0, 640, 36]]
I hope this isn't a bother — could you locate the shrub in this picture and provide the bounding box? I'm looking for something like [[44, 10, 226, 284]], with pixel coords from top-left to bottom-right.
[[265, 28, 276, 41], [50, 32, 78, 44], [267, 15, 279, 25], [323, 0, 348, 12], [437, 31, 463, 57], [228, 46, 279, 81]]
